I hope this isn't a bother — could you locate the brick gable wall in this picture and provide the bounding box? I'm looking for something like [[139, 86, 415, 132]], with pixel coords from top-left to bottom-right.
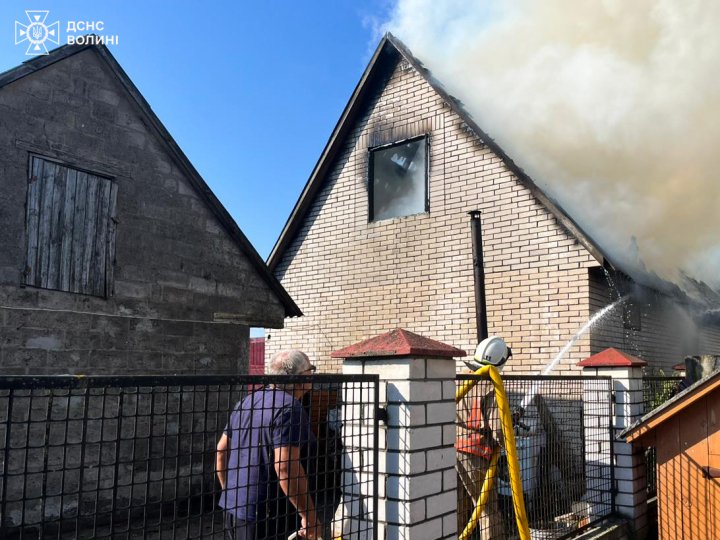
[[268, 58, 601, 374]]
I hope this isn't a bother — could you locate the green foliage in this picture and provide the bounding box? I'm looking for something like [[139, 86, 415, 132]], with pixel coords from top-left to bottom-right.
[[644, 376, 681, 411]]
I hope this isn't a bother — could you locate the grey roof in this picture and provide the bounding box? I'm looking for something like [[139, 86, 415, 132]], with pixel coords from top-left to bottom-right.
[[0, 42, 302, 319], [267, 33, 614, 272]]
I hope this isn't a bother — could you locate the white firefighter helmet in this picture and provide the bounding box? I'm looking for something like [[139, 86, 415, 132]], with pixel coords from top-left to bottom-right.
[[468, 336, 512, 369]]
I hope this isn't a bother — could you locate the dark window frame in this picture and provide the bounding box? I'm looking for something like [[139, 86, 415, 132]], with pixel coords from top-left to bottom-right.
[[368, 135, 429, 222], [23, 153, 118, 298]]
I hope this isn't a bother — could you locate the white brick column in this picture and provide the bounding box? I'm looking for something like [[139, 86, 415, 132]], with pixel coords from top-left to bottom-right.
[[578, 348, 649, 539], [331, 329, 463, 540]]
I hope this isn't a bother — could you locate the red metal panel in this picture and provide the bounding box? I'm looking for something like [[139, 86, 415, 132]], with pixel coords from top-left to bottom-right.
[[249, 338, 265, 375]]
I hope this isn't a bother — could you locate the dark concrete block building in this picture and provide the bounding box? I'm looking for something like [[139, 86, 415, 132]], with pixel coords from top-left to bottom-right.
[[0, 42, 300, 375]]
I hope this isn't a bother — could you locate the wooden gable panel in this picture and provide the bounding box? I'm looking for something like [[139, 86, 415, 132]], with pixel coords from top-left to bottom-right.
[[24, 156, 117, 297]]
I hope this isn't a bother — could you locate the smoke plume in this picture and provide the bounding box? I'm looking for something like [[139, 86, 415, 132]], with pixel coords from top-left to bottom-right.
[[386, 0, 720, 296]]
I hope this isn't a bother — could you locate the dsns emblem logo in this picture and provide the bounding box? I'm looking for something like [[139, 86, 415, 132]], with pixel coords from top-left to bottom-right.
[[15, 10, 60, 56]]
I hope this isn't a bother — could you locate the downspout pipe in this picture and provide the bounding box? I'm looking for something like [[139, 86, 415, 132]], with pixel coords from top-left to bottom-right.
[[469, 210, 489, 343]]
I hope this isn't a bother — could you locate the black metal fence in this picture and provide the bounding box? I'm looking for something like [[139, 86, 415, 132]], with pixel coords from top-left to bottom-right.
[[456, 375, 614, 540], [0, 374, 379, 539], [641, 376, 682, 498]]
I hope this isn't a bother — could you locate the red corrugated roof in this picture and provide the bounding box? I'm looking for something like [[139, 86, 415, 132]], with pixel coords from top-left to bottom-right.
[[577, 347, 647, 367], [331, 328, 466, 359]]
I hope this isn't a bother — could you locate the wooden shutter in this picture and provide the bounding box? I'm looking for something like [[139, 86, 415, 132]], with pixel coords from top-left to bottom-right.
[[24, 156, 118, 297]]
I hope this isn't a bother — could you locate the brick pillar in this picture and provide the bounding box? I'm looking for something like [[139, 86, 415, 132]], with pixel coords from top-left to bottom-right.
[[578, 348, 649, 538], [331, 329, 464, 540]]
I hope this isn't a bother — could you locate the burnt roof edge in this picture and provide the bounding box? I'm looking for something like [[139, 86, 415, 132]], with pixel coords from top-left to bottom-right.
[[386, 33, 611, 268], [0, 42, 301, 320], [267, 33, 614, 273]]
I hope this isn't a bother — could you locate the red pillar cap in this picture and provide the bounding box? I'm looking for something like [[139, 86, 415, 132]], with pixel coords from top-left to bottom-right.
[[331, 328, 466, 359], [577, 347, 647, 368]]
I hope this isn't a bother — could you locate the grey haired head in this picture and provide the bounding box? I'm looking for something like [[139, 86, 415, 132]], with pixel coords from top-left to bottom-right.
[[268, 350, 311, 375]]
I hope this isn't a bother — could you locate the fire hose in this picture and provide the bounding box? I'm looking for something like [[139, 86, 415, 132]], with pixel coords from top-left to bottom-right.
[[456, 364, 531, 540]]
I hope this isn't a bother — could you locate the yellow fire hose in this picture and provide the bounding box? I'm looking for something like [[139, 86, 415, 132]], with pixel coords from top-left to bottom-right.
[[456, 365, 531, 540], [458, 445, 500, 539]]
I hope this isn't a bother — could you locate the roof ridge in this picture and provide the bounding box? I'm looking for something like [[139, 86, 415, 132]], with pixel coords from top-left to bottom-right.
[[0, 42, 93, 88]]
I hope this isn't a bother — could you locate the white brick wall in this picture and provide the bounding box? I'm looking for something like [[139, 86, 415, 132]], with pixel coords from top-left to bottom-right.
[[337, 353, 458, 540]]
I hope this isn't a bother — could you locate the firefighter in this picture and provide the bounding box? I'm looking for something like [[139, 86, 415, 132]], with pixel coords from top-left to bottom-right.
[[457, 336, 512, 539]]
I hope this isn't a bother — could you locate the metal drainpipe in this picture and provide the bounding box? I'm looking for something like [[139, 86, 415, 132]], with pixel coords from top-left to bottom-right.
[[469, 210, 489, 343]]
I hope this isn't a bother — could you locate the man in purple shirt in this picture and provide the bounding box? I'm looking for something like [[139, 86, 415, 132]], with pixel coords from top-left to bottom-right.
[[216, 350, 322, 540]]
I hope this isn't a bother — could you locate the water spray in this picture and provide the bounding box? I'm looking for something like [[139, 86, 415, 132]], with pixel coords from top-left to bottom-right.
[[520, 295, 628, 409]]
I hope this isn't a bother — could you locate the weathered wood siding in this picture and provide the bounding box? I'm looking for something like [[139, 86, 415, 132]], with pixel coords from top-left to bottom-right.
[[652, 390, 720, 539], [24, 156, 118, 297]]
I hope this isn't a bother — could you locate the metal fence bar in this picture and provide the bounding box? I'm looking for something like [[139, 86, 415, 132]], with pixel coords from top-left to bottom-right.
[[372, 379, 380, 540], [0, 374, 379, 539], [456, 374, 614, 540], [0, 388, 13, 535], [609, 391, 616, 519], [76, 385, 90, 539], [641, 376, 682, 498], [642, 377, 682, 411]]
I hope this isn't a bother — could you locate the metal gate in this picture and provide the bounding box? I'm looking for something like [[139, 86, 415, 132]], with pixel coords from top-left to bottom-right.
[[456, 374, 614, 539], [642, 376, 681, 498], [0, 374, 379, 539]]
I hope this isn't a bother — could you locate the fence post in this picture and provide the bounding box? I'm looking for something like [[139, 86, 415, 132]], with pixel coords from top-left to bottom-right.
[[331, 329, 464, 540], [578, 348, 649, 539]]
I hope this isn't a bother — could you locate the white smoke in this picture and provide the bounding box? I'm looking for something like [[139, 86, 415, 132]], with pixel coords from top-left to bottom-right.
[[385, 0, 720, 293]]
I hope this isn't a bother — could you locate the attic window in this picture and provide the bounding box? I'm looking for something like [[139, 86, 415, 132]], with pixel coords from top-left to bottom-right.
[[369, 136, 428, 221], [23, 156, 118, 297]]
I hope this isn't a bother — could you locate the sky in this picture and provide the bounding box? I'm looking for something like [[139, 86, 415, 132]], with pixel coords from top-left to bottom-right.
[[3, 1, 718, 306], [0, 0, 390, 260]]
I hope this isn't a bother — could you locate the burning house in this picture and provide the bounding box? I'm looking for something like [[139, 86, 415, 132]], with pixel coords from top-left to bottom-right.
[[265, 34, 720, 373]]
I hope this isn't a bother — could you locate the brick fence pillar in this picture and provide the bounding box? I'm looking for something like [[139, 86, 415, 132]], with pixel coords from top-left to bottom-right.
[[578, 348, 649, 539], [331, 329, 464, 540]]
